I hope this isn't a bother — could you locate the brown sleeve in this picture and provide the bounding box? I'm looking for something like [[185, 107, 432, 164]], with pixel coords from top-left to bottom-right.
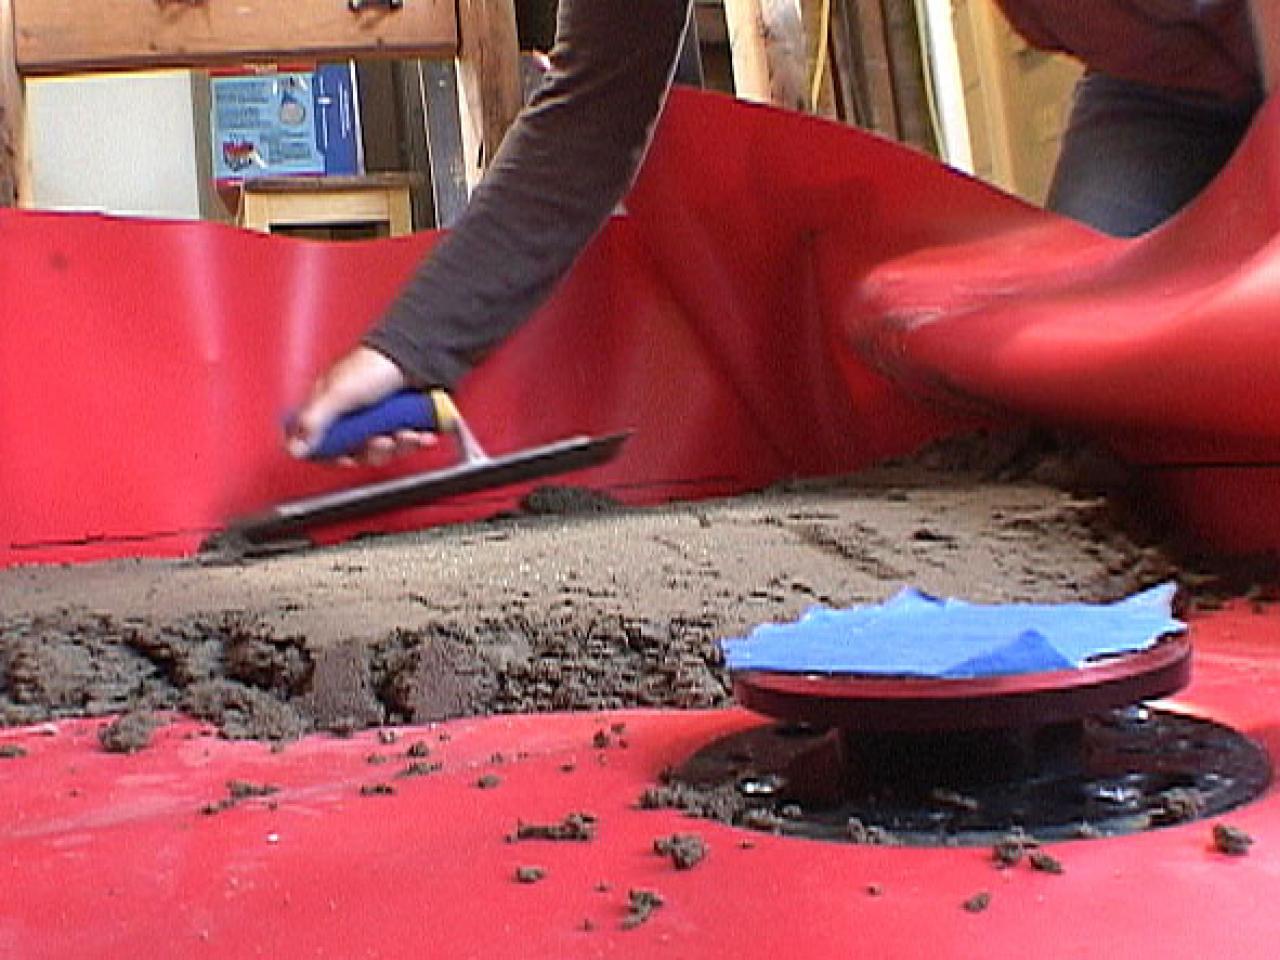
[[363, 0, 692, 389]]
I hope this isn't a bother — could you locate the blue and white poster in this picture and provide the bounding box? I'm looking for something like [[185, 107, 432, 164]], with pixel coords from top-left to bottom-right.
[[211, 64, 361, 182]]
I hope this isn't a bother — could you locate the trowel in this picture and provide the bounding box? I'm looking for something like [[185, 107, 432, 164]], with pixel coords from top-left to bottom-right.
[[200, 389, 629, 560]]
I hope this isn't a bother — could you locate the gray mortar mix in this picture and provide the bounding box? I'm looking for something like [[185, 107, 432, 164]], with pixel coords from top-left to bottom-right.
[[0, 432, 1184, 741]]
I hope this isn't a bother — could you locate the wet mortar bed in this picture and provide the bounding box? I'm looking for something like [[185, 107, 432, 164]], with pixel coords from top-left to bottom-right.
[[0, 431, 1193, 742]]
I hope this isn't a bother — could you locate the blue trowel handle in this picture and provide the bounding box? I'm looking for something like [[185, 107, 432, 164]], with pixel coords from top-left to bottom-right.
[[309, 389, 459, 461]]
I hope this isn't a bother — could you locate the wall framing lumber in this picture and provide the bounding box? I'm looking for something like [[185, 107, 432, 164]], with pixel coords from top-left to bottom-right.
[[723, 0, 808, 110], [455, 0, 520, 192], [848, 0, 900, 138], [0, 0, 25, 204], [12, 0, 459, 75], [958, 0, 1017, 191]]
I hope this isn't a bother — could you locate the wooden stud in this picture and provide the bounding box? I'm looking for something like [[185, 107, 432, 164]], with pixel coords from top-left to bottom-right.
[[454, 0, 521, 193], [723, 0, 770, 103], [418, 58, 470, 225], [826, 0, 864, 124], [762, 0, 809, 111], [849, 0, 900, 139], [723, 0, 808, 110], [0, 0, 25, 206], [959, 0, 1017, 192], [801, 0, 837, 117], [12, 0, 459, 75], [391, 60, 437, 228], [882, 0, 937, 155]]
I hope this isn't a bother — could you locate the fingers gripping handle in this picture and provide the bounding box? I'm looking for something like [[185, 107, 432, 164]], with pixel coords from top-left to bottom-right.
[[308, 389, 459, 461]]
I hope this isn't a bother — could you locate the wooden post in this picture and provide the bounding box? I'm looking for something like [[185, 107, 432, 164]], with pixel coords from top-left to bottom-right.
[[723, 0, 770, 103], [960, 0, 1017, 192], [1, 0, 26, 207], [849, 0, 901, 139], [455, 0, 522, 193], [801, 0, 838, 117], [885, 0, 936, 154], [723, 0, 809, 111], [882, 0, 937, 155], [827, 0, 865, 124]]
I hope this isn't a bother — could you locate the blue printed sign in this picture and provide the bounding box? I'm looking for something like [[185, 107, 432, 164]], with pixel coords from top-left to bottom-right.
[[212, 64, 361, 182]]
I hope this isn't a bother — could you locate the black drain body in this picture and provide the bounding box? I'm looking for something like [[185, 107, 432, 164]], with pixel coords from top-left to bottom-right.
[[670, 708, 1271, 845]]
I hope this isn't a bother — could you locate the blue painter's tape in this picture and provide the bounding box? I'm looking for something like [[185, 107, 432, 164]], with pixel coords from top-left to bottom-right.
[[720, 583, 1185, 678]]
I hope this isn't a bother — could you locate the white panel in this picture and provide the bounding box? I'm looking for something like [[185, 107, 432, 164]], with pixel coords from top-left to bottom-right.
[[26, 71, 201, 219]]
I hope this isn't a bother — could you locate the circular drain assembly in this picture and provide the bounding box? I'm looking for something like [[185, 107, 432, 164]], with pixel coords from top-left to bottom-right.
[[664, 635, 1271, 844]]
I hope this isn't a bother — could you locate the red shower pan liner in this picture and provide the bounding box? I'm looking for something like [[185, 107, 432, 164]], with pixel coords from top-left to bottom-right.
[[5, 88, 1280, 565]]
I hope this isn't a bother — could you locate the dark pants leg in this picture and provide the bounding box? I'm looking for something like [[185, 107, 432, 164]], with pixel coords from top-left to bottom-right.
[[1047, 72, 1260, 237]]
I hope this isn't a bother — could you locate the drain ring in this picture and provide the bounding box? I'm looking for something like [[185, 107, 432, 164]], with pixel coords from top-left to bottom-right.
[[732, 633, 1192, 732], [665, 705, 1271, 845]]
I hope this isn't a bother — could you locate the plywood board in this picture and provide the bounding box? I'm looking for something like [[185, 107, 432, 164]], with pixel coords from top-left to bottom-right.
[[13, 0, 458, 74]]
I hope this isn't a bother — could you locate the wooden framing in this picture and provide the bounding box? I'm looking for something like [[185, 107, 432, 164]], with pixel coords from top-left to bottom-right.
[[415, 59, 470, 225], [956, 0, 1017, 191], [801, 0, 837, 117], [880, 0, 936, 155], [722, 0, 808, 110], [826, 0, 864, 123], [722, 0, 769, 102], [455, 0, 520, 191], [949, 0, 1079, 202], [0, 0, 520, 210], [847, 0, 900, 138], [0, 0, 24, 205], [11, 0, 458, 75]]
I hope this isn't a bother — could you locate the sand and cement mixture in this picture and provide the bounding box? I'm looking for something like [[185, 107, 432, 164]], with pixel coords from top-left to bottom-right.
[[0, 432, 1187, 741]]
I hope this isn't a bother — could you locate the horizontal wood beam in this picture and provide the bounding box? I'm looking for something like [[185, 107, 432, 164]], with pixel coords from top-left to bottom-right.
[[13, 0, 459, 75]]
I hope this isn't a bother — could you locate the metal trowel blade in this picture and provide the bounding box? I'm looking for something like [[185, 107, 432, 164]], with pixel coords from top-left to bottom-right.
[[201, 431, 630, 561]]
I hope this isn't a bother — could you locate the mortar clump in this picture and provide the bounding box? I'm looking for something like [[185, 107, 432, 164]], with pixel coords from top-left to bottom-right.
[[622, 889, 664, 930], [1213, 823, 1254, 856], [653, 833, 708, 870], [515, 812, 597, 841], [98, 710, 160, 754]]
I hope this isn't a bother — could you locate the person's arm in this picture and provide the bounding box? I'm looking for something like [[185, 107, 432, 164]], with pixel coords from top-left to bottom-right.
[[1250, 0, 1280, 91], [289, 0, 692, 462]]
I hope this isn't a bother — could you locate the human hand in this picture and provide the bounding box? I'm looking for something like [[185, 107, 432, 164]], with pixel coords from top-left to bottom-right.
[[286, 346, 439, 466]]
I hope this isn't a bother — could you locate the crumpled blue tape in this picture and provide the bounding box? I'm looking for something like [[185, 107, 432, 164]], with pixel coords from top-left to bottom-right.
[[720, 582, 1185, 678]]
